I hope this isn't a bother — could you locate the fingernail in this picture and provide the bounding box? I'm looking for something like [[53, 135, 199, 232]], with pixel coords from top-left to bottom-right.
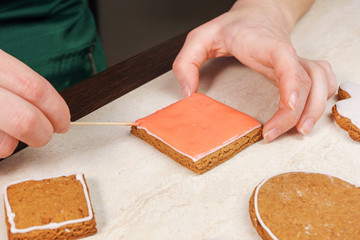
[[181, 83, 191, 97], [299, 118, 315, 135], [289, 92, 298, 111], [264, 128, 282, 143]]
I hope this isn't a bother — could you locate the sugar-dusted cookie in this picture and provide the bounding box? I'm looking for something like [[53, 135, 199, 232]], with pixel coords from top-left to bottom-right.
[[332, 82, 360, 141], [249, 171, 360, 239], [4, 174, 97, 240], [131, 93, 262, 174]]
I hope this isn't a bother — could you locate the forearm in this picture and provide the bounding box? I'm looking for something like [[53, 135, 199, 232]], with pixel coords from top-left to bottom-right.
[[231, 0, 315, 32]]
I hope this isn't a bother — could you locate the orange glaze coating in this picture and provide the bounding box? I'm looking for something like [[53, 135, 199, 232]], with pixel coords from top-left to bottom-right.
[[135, 93, 261, 161]]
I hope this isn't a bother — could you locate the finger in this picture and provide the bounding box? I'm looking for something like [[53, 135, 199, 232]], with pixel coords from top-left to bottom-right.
[[272, 45, 311, 112], [0, 50, 70, 133], [0, 130, 19, 159], [296, 59, 337, 135], [263, 103, 298, 142], [263, 45, 312, 142], [0, 88, 53, 147], [317, 60, 337, 99], [173, 24, 229, 97], [173, 30, 208, 96]]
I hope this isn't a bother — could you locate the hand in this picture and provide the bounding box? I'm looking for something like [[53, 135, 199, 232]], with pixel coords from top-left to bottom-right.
[[0, 50, 71, 158], [172, 0, 337, 142]]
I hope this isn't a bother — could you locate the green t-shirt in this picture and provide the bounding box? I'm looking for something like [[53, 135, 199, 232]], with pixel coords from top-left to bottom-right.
[[0, 0, 107, 91]]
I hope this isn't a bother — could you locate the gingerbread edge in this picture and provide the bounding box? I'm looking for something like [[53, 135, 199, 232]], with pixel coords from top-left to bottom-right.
[[131, 125, 263, 174], [332, 86, 360, 141]]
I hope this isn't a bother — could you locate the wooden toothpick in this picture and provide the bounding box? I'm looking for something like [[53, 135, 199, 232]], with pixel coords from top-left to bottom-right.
[[71, 122, 135, 126]]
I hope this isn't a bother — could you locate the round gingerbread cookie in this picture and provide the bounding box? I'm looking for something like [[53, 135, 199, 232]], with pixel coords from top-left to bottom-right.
[[249, 171, 360, 239], [332, 82, 360, 141]]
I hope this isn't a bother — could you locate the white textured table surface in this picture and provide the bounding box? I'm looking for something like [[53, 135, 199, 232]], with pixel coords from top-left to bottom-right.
[[1, 0, 360, 239]]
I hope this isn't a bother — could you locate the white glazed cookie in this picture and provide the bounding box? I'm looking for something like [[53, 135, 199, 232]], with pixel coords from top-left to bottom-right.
[[332, 82, 360, 141]]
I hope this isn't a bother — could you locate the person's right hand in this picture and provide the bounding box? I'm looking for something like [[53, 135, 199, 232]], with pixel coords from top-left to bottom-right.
[[173, 0, 337, 142], [0, 50, 71, 158]]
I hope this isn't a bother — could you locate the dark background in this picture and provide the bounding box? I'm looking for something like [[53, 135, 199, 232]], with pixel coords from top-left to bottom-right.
[[90, 0, 235, 67]]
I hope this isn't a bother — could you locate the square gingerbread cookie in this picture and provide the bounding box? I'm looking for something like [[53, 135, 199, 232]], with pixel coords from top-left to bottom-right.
[[4, 173, 97, 240], [131, 93, 263, 174]]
